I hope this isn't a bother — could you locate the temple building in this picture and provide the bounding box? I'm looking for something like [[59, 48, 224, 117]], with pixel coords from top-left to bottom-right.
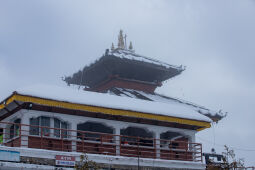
[[0, 30, 225, 169]]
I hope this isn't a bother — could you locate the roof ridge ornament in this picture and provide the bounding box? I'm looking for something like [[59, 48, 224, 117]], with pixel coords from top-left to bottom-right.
[[118, 30, 125, 49], [112, 30, 135, 52]]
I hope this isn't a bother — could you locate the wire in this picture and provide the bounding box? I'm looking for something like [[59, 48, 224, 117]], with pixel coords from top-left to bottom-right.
[[197, 136, 255, 152]]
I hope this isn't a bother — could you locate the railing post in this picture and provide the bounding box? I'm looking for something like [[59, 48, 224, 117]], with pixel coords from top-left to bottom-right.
[[82, 133, 84, 153], [185, 142, 188, 161], [154, 138, 156, 159], [119, 136, 122, 156], [200, 144, 203, 162], [137, 137, 140, 157], [61, 131, 64, 151], [137, 137, 140, 170], [40, 127, 43, 149], [100, 135, 103, 154]]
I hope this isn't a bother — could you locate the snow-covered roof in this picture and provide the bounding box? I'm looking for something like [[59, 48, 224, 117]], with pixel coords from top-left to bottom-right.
[[107, 87, 225, 122], [109, 49, 184, 70], [14, 84, 211, 123]]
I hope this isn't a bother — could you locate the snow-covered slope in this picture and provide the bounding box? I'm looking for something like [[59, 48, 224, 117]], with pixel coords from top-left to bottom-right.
[[107, 87, 225, 122], [15, 84, 211, 122]]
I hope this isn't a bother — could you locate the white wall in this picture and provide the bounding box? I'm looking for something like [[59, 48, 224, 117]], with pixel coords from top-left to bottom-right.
[[1, 109, 197, 145]]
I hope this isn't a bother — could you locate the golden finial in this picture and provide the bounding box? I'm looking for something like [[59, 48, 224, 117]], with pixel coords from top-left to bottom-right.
[[118, 30, 125, 49], [129, 41, 133, 50], [111, 43, 115, 51]]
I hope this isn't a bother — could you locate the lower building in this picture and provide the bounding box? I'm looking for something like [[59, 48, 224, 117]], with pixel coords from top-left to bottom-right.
[[0, 85, 211, 169]]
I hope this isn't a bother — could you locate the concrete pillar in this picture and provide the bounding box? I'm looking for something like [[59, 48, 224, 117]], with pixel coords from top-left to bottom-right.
[[50, 118, 54, 137], [115, 127, 121, 156], [20, 115, 30, 148], [70, 122, 77, 152], [155, 131, 161, 159], [186, 132, 196, 161]]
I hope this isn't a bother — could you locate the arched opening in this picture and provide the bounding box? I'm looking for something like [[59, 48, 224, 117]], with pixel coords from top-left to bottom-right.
[[120, 126, 153, 146], [160, 131, 187, 148], [160, 131, 184, 141], [160, 131, 189, 160], [77, 122, 114, 142]]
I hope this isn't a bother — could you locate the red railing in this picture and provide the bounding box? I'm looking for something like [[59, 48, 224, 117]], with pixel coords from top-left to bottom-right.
[[0, 121, 202, 162]]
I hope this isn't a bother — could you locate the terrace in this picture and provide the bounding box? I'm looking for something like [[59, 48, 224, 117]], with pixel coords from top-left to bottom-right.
[[0, 121, 202, 162]]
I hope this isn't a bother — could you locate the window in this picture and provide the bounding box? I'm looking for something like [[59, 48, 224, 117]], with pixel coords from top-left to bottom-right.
[[9, 119, 21, 139], [30, 117, 39, 135], [54, 118, 68, 138], [29, 116, 50, 136], [29, 117, 68, 138]]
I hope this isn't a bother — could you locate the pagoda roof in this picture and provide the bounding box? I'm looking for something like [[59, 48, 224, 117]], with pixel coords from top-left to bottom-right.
[[64, 49, 184, 88], [0, 84, 211, 131]]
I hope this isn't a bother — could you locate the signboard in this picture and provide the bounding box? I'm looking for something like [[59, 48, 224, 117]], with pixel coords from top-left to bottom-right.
[[56, 155, 75, 167], [0, 150, 20, 162]]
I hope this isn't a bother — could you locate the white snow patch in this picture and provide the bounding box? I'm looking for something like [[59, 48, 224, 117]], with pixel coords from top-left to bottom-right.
[[15, 84, 211, 122]]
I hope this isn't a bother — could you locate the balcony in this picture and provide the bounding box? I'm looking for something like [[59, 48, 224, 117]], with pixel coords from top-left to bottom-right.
[[0, 121, 202, 162]]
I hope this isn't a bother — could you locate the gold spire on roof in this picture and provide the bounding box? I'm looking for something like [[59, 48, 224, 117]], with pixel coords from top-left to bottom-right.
[[111, 30, 134, 52], [118, 30, 125, 49]]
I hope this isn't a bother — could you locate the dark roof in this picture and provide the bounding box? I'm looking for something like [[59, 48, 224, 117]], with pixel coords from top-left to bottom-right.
[[64, 49, 184, 88]]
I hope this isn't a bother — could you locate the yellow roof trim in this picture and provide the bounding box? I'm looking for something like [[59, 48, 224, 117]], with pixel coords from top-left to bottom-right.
[[3, 94, 211, 131], [0, 104, 4, 110]]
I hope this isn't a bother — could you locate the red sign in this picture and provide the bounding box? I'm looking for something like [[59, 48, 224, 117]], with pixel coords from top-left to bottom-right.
[[56, 155, 75, 166]]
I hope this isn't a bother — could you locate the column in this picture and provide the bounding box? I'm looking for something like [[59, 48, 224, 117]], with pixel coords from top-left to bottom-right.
[[187, 132, 196, 161], [50, 118, 54, 137], [115, 126, 121, 156], [20, 115, 30, 148], [70, 122, 77, 152], [155, 131, 161, 159]]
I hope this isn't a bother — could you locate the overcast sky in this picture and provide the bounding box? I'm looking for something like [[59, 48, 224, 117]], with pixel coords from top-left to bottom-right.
[[1, 0, 255, 166]]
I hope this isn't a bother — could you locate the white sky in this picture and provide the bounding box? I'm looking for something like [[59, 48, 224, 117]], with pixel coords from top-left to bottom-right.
[[0, 0, 255, 166]]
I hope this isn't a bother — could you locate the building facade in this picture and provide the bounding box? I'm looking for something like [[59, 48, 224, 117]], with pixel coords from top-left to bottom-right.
[[0, 31, 225, 169]]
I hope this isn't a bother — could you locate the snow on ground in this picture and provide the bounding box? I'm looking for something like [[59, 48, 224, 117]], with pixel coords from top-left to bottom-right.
[[14, 84, 211, 122]]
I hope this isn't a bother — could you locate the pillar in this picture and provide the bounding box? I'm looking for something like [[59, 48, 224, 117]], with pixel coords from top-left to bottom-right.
[[115, 126, 121, 156], [50, 118, 54, 137], [70, 122, 77, 152], [20, 115, 30, 148], [155, 131, 161, 159]]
